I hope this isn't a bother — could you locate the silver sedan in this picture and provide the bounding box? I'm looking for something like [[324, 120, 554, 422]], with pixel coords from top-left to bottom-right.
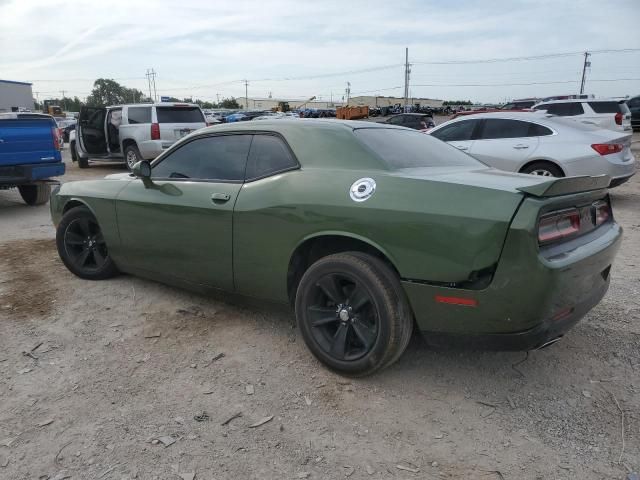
[[428, 112, 636, 187]]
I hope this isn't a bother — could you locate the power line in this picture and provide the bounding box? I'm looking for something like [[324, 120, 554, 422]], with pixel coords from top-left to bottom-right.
[[412, 78, 640, 87], [412, 48, 640, 65]]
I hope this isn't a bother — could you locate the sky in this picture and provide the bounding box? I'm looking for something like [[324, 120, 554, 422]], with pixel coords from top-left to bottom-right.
[[1, 0, 639, 104]]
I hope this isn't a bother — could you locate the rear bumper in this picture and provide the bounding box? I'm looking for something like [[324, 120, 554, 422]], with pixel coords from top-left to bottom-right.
[[0, 162, 65, 185], [138, 140, 165, 160], [402, 220, 622, 351], [418, 276, 609, 350]]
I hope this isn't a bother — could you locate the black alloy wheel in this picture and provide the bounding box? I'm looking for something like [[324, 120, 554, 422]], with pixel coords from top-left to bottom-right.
[[295, 252, 413, 376], [307, 272, 378, 361], [56, 206, 118, 280]]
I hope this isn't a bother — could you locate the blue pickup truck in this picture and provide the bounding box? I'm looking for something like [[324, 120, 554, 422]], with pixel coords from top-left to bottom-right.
[[0, 112, 65, 205]]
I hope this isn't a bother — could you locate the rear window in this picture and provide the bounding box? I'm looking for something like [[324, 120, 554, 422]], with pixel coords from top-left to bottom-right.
[[355, 128, 483, 169], [127, 106, 151, 124], [156, 107, 205, 124], [534, 102, 584, 116], [588, 101, 624, 114]]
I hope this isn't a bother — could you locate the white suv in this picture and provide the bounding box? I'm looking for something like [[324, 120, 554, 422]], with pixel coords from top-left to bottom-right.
[[532, 99, 631, 132], [72, 102, 206, 169]]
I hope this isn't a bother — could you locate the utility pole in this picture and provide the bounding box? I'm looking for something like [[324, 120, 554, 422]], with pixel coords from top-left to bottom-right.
[[243, 80, 249, 109], [403, 47, 411, 112], [345, 82, 351, 105], [60, 90, 67, 111], [216, 93, 220, 105], [579, 51, 591, 95], [146, 69, 153, 102]]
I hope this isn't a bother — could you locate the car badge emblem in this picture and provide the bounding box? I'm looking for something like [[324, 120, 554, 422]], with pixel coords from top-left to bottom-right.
[[350, 178, 376, 202]]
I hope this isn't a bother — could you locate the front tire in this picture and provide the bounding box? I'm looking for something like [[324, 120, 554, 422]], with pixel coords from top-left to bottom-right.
[[124, 144, 142, 171], [70, 141, 78, 162], [295, 252, 413, 376], [18, 184, 51, 206], [56, 206, 119, 280]]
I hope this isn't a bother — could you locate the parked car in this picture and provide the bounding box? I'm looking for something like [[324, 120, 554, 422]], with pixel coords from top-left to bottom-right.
[[51, 120, 621, 375], [56, 118, 76, 142], [384, 113, 435, 130], [0, 112, 65, 205], [532, 99, 632, 132], [626, 95, 640, 131], [501, 99, 538, 110], [428, 112, 636, 187], [74, 102, 206, 169]]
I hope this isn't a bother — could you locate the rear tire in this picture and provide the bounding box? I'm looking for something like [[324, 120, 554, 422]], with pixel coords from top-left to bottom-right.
[[56, 206, 118, 280], [18, 184, 51, 206], [124, 144, 142, 171], [295, 252, 413, 376], [70, 141, 78, 162], [520, 161, 563, 177], [78, 156, 89, 168]]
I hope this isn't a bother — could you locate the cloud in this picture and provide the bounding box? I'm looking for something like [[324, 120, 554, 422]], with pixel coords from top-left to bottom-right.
[[1, 0, 638, 102]]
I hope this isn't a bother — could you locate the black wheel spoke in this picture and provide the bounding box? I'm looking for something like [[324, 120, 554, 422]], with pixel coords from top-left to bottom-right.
[[93, 248, 106, 266], [308, 306, 339, 327], [77, 218, 91, 236], [316, 274, 344, 304], [352, 320, 376, 350], [347, 284, 370, 312], [330, 323, 349, 360], [65, 231, 85, 245], [75, 248, 91, 267], [94, 231, 106, 245]]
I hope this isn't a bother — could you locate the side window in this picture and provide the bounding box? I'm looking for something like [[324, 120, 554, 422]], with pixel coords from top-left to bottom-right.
[[152, 135, 251, 181], [245, 135, 298, 180], [545, 103, 584, 116], [527, 123, 553, 136], [127, 107, 151, 124], [389, 116, 404, 125], [479, 119, 531, 140], [431, 120, 477, 142]]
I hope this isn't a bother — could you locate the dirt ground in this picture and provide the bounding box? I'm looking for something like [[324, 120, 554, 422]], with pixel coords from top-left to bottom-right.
[[1, 132, 639, 480]]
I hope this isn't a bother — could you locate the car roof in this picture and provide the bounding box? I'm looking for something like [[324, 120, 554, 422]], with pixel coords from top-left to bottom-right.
[[443, 111, 551, 121], [536, 98, 623, 104], [0, 112, 55, 120], [395, 113, 431, 117], [105, 102, 200, 108]]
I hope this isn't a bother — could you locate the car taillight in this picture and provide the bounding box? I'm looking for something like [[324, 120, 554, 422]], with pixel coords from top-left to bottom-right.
[[614, 112, 623, 125], [592, 200, 610, 226], [51, 126, 61, 151], [151, 122, 160, 140], [538, 209, 580, 244], [591, 143, 623, 155]]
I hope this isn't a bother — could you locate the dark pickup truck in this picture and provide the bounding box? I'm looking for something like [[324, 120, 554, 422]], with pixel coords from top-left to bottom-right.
[[0, 112, 65, 205]]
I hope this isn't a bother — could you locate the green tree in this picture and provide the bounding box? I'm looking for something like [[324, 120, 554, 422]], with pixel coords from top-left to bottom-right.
[[86, 78, 146, 106], [218, 97, 240, 109]]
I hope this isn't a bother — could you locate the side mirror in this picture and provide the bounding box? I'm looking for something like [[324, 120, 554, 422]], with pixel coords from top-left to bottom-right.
[[132, 160, 151, 179]]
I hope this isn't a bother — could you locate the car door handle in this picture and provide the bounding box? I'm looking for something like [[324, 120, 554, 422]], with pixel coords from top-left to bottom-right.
[[513, 144, 529, 149], [211, 193, 230, 203]]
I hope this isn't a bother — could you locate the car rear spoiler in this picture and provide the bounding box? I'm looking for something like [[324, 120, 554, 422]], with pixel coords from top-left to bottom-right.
[[517, 175, 611, 197]]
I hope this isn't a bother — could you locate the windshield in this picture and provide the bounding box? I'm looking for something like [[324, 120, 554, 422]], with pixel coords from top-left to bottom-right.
[[156, 106, 205, 123], [354, 128, 484, 170]]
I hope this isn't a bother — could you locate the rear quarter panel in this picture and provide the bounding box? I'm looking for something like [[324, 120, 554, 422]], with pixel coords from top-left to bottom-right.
[[233, 167, 523, 302]]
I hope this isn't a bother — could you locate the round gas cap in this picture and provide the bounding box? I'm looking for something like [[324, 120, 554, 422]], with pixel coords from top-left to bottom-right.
[[350, 178, 376, 202]]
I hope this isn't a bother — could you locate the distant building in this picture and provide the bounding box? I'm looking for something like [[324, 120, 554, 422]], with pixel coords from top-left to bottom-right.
[[348, 95, 444, 108], [0, 79, 34, 112], [237, 97, 344, 110]]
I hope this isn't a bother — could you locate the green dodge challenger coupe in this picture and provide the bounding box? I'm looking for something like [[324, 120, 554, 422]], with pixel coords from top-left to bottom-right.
[[51, 120, 621, 375]]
